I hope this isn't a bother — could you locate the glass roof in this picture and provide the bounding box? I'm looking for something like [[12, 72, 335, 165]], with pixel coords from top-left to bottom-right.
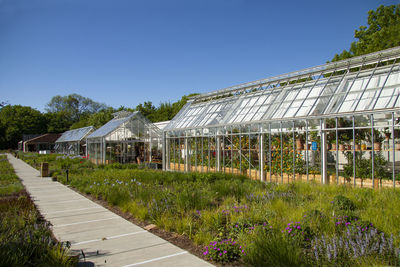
[[87, 111, 161, 140], [165, 47, 400, 131], [87, 112, 138, 139], [56, 126, 94, 143]]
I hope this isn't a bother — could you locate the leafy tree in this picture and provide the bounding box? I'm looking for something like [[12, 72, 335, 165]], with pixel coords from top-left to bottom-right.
[[69, 107, 116, 129], [135, 101, 157, 121], [0, 105, 47, 149], [86, 107, 115, 128], [45, 111, 72, 133], [331, 4, 400, 61], [134, 94, 198, 123], [46, 94, 107, 122], [154, 102, 174, 122]]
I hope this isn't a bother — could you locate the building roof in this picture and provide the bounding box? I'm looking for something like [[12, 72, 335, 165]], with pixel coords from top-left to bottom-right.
[[154, 121, 170, 130], [22, 134, 41, 142], [87, 112, 139, 139], [25, 133, 62, 144], [56, 126, 95, 143], [165, 46, 400, 131]]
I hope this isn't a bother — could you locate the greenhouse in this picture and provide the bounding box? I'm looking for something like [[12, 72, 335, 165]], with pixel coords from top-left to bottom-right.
[[86, 111, 162, 165], [55, 126, 94, 156], [162, 47, 400, 188]]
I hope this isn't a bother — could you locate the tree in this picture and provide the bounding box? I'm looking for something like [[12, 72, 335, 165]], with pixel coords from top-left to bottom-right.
[[46, 94, 108, 123], [135, 101, 157, 121], [0, 105, 47, 149], [133, 94, 198, 123], [45, 111, 74, 133], [86, 107, 115, 128], [331, 4, 400, 62], [154, 102, 174, 122]]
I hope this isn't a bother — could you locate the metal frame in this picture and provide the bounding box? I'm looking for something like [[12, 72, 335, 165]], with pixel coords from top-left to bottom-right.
[[163, 47, 400, 188]]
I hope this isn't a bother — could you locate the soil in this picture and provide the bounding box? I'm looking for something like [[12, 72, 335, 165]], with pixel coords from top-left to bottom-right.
[[67, 185, 245, 267]]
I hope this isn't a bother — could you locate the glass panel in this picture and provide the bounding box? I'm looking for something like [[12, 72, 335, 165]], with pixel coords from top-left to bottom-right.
[[308, 84, 324, 98], [374, 87, 400, 109]]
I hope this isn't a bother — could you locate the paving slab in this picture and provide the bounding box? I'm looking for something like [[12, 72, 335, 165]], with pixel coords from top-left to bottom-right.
[[7, 154, 213, 267]]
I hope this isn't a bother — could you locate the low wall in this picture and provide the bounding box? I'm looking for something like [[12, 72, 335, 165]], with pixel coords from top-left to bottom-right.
[[168, 163, 399, 188]]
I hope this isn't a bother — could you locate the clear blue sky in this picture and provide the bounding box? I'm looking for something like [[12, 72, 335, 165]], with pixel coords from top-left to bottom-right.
[[0, 0, 397, 112]]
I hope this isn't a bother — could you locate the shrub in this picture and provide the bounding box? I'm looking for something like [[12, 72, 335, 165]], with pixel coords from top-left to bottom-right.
[[311, 225, 400, 266], [203, 239, 244, 262], [243, 229, 310, 267], [332, 195, 356, 211]]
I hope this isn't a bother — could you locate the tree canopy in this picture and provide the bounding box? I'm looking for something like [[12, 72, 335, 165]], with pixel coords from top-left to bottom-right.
[[0, 105, 47, 149], [46, 94, 108, 122], [331, 4, 400, 62]]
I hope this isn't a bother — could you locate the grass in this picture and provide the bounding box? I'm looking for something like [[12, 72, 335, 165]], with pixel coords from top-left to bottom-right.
[[0, 156, 24, 195], [20, 152, 400, 266], [0, 154, 76, 267]]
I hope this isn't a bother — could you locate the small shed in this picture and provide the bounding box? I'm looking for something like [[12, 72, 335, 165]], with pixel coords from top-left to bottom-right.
[[86, 111, 162, 164], [24, 133, 62, 153], [55, 126, 95, 156]]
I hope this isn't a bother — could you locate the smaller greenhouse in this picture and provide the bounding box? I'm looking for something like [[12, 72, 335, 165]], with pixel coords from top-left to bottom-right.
[[86, 111, 162, 165], [55, 126, 94, 156]]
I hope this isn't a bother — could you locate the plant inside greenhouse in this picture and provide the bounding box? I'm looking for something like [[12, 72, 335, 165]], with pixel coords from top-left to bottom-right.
[[162, 47, 400, 189]]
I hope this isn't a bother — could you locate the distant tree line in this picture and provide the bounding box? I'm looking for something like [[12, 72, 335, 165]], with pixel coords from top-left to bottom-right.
[[1, 4, 399, 149], [0, 93, 196, 149]]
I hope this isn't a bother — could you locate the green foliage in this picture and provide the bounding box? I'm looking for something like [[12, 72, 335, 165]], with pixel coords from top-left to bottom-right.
[[46, 94, 107, 122], [332, 195, 356, 211], [0, 155, 24, 195], [331, 4, 400, 62], [135, 94, 198, 123], [270, 134, 305, 175], [244, 229, 310, 267], [20, 153, 400, 265], [0, 155, 75, 266], [203, 239, 244, 262], [0, 105, 47, 149], [343, 152, 391, 180]]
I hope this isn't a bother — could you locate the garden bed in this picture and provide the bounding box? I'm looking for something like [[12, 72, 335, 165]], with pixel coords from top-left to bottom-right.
[[0, 154, 76, 266], [19, 152, 400, 266]]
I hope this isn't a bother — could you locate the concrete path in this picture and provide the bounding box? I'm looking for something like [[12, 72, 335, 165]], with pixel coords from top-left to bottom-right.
[[7, 154, 213, 267]]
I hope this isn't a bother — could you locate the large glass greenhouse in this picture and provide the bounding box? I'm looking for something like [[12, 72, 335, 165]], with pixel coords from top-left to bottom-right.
[[87, 111, 162, 165], [162, 47, 400, 188], [55, 126, 94, 155]]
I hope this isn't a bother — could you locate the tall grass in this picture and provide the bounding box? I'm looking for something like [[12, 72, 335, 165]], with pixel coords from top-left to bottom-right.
[[0, 154, 76, 266], [20, 152, 400, 265]]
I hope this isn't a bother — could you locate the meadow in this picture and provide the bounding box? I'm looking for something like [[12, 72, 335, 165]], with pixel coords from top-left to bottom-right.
[[19, 152, 400, 266], [0, 154, 76, 267]]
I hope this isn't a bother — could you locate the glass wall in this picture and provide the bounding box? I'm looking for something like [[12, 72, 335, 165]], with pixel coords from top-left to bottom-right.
[[164, 112, 400, 188], [87, 112, 162, 166], [163, 47, 400, 188]]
